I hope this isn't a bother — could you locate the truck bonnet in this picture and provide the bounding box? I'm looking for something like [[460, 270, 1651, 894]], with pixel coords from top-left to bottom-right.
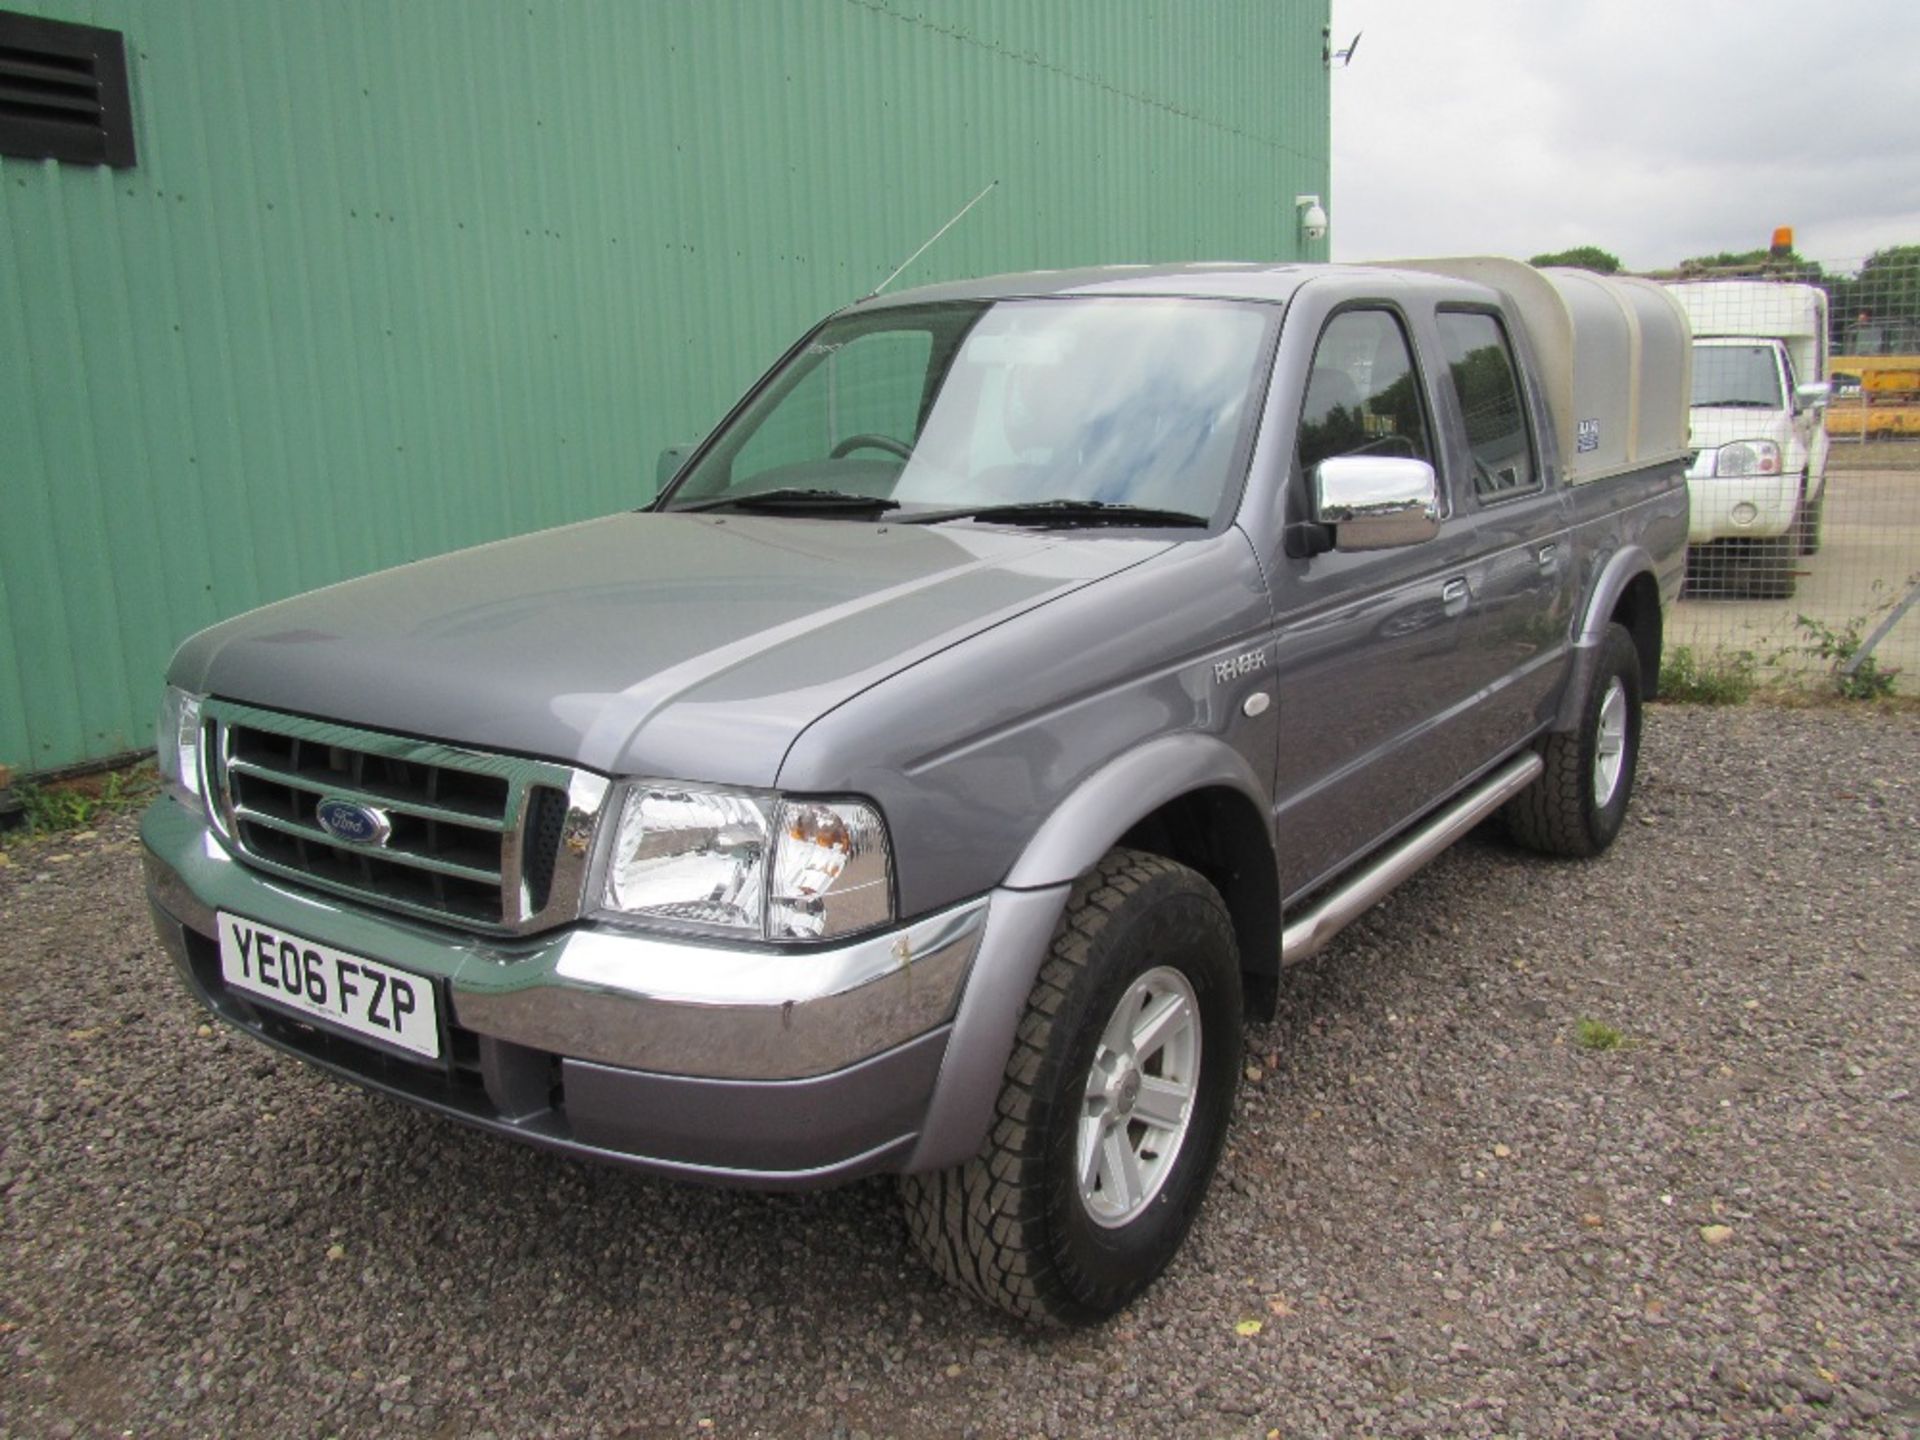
[[167, 511, 1173, 787]]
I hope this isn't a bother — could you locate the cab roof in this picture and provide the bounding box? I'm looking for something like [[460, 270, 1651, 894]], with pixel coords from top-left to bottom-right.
[[853, 257, 1694, 485], [851, 261, 1392, 310]]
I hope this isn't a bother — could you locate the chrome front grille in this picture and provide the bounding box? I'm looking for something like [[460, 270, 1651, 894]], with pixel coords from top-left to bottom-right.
[[202, 700, 607, 934]]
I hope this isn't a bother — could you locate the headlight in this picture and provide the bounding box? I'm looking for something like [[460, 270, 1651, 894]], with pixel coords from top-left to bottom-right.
[[599, 785, 894, 942], [1713, 440, 1780, 478], [156, 687, 204, 807], [602, 786, 771, 933]]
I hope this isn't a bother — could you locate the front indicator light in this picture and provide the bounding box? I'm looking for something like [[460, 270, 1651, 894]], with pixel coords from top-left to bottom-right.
[[769, 800, 893, 941], [156, 686, 204, 808]]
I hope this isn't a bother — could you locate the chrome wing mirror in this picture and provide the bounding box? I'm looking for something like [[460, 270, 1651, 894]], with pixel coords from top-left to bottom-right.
[[1312, 455, 1442, 551]]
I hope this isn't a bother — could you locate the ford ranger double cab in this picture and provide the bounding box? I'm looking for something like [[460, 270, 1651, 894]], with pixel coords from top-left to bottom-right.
[[143, 257, 1690, 1324]]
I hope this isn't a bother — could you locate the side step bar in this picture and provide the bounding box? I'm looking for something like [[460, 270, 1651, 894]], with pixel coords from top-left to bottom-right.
[[1279, 751, 1545, 966]]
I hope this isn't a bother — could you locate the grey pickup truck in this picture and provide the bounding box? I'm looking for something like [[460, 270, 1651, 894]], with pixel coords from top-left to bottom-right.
[[143, 258, 1691, 1324]]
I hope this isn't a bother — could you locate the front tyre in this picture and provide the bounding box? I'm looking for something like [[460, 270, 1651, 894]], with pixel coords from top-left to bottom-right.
[[1505, 621, 1643, 858], [1797, 477, 1825, 556], [899, 849, 1241, 1325], [1746, 529, 1798, 600]]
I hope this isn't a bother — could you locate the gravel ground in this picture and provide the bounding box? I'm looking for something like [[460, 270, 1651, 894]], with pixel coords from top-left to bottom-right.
[[1, 703, 1915, 1439]]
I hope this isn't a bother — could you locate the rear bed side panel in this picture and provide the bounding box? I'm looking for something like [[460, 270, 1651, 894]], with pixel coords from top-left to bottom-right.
[[1553, 463, 1690, 728]]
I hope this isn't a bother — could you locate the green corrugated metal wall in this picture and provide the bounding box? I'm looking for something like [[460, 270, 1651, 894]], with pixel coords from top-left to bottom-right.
[[0, 0, 1330, 776]]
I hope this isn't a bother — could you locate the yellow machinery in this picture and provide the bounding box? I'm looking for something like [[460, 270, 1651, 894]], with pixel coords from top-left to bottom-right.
[[1827, 354, 1920, 438]]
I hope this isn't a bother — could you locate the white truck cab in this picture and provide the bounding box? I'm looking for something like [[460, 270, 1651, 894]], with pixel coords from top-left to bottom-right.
[[1666, 280, 1831, 597]]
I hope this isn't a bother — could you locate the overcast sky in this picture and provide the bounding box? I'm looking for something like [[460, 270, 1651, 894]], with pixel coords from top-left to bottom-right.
[[1328, 0, 1920, 272]]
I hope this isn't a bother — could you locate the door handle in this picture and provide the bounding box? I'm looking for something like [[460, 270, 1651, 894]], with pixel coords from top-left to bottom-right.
[[1537, 542, 1559, 569], [1441, 577, 1469, 611]]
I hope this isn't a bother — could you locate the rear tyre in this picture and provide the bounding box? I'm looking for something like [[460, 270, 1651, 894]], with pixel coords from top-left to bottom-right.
[[899, 849, 1241, 1325], [1505, 621, 1642, 859]]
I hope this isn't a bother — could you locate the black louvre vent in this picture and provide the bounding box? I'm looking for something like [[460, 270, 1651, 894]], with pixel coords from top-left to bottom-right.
[[0, 9, 136, 168], [520, 786, 572, 915]]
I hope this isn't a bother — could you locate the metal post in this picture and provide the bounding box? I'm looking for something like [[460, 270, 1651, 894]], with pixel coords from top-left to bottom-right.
[[1840, 576, 1920, 678]]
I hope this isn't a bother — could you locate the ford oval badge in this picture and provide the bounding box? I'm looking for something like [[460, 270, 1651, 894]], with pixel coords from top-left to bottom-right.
[[315, 797, 393, 847]]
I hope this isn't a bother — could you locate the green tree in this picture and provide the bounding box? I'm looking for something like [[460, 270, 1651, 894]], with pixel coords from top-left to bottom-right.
[[1675, 246, 1825, 284], [1529, 246, 1621, 274], [1830, 245, 1920, 354], [1678, 246, 1773, 272], [1858, 244, 1920, 300], [1837, 245, 1920, 318]]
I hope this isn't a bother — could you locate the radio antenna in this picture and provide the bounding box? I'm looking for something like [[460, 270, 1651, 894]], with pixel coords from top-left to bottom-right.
[[864, 179, 999, 301]]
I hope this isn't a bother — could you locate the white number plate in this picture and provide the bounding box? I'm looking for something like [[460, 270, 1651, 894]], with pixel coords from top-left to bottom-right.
[[217, 912, 442, 1060]]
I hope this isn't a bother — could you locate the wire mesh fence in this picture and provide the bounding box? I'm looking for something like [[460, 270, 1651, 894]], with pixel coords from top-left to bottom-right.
[[1650, 252, 1920, 696]]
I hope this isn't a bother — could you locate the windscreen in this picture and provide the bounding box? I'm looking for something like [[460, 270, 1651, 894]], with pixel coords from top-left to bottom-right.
[[663, 298, 1274, 522], [1691, 343, 1784, 409]]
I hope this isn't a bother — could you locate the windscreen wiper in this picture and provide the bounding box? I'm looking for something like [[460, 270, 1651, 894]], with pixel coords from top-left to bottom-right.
[[672, 488, 901, 515], [899, 498, 1209, 528], [1694, 399, 1776, 408]]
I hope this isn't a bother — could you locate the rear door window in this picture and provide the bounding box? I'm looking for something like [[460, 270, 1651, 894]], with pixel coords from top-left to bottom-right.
[[1436, 311, 1538, 502]]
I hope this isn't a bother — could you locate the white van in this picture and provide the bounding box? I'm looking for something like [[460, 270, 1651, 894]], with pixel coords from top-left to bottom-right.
[[1665, 280, 1831, 598]]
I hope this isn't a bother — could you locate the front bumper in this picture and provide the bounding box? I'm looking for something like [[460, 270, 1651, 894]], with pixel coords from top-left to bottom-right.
[[142, 796, 988, 1188], [1685, 467, 1798, 544]]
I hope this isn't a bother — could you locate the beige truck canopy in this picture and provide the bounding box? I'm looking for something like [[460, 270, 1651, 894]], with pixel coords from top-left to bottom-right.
[[1379, 257, 1693, 485]]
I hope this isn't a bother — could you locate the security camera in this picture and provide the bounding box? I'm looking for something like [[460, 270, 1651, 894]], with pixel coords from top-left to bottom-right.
[[1295, 195, 1329, 243]]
